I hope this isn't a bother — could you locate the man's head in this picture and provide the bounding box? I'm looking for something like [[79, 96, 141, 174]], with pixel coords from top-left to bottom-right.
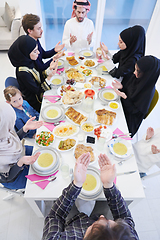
[[71, 0, 91, 18], [74, 6, 87, 22], [83, 216, 132, 240], [22, 14, 43, 40]]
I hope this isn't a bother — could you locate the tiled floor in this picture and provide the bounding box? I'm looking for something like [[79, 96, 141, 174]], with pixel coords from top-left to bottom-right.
[[0, 51, 160, 240]]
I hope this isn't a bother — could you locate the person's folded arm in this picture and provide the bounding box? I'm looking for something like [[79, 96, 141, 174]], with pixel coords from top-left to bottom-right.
[[0, 163, 24, 184], [42, 182, 81, 240], [104, 184, 139, 240]]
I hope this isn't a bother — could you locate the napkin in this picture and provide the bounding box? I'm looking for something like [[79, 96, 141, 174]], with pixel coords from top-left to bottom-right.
[[97, 59, 104, 63], [44, 121, 65, 131], [68, 52, 75, 56], [98, 86, 113, 91], [44, 95, 61, 103], [56, 68, 64, 74], [25, 170, 59, 189], [113, 128, 132, 140]]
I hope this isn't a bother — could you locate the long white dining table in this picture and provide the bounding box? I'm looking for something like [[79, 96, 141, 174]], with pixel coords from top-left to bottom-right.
[[24, 53, 145, 218]]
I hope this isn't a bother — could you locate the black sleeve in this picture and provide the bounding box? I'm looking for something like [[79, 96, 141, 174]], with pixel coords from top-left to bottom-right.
[[121, 97, 141, 114], [17, 128, 28, 140], [0, 164, 24, 183], [110, 57, 136, 79]]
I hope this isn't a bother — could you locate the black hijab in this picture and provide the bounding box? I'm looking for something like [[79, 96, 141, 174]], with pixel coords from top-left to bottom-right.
[[126, 55, 160, 114], [8, 35, 37, 69], [119, 25, 145, 66]]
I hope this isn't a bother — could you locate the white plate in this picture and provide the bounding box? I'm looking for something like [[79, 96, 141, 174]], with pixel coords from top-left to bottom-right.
[[35, 131, 54, 147], [67, 57, 79, 67], [97, 63, 109, 73], [57, 85, 76, 97], [42, 105, 62, 120], [56, 137, 78, 152], [108, 101, 120, 111], [53, 123, 79, 138], [79, 50, 94, 58], [57, 59, 64, 69], [94, 108, 117, 126], [74, 144, 96, 165], [50, 75, 64, 86], [65, 107, 88, 126], [82, 59, 98, 68], [32, 148, 58, 172], [108, 138, 132, 159], [99, 88, 118, 102], [93, 125, 113, 142]]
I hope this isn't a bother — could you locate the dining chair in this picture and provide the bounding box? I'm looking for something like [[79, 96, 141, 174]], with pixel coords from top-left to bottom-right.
[[5, 76, 20, 89], [0, 184, 24, 200], [144, 89, 159, 119]]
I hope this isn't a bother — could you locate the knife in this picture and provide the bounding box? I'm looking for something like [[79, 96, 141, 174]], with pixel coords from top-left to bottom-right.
[[117, 170, 136, 176]]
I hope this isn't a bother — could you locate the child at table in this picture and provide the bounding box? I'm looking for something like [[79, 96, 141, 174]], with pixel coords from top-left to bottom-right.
[[4, 86, 39, 138]]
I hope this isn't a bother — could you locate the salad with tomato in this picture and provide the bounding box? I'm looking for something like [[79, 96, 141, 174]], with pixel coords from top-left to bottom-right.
[[36, 131, 54, 146]]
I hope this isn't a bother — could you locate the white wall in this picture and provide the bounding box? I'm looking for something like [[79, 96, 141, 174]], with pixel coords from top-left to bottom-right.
[[19, 0, 46, 49], [0, 0, 19, 8]]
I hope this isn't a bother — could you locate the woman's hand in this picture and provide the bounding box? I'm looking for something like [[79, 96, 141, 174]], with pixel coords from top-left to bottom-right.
[[98, 154, 116, 189], [73, 152, 90, 188], [47, 60, 58, 81], [100, 42, 110, 60], [23, 117, 43, 132], [151, 145, 160, 154], [17, 152, 40, 167], [113, 87, 127, 99], [146, 127, 154, 140], [53, 50, 65, 61], [112, 79, 123, 89]]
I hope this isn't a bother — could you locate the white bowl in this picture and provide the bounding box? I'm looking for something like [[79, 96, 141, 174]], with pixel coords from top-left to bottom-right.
[[108, 101, 120, 111], [81, 121, 94, 133]]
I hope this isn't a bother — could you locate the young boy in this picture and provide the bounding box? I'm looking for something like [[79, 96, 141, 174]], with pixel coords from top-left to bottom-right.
[[4, 86, 39, 138]]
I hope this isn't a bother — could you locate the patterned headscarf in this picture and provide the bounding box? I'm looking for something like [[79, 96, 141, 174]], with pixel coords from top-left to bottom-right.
[[71, 0, 91, 18]]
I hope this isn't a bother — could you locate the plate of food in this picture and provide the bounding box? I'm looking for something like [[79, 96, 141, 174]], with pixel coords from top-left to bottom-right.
[[36, 131, 54, 147], [97, 63, 108, 74], [81, 121, 94, 133], [62, 90, 84, 106], [94, 125, 112, 142], [74, 143, 96, 165], [95, 108, 117, 126], [108, 138, 132, 159], [57, 59, 64, 69], [53, 123, 79, 138], [89, 76, 107, 88], [65, 107, 88, 125], [79, 50, 94, 58], [82, 59, 98, 68], [65, 68, 86, 83], [98, 88, 119, 102], [81, 167, 102, 197], [108, 101, 120, 111], [57, 84, 76, 97], [41, 105, 62, 120], [57, 137, 78, 152], [50, 75, 64, 86], [32, 148, 58, 172], [66, 56, 79, 66]]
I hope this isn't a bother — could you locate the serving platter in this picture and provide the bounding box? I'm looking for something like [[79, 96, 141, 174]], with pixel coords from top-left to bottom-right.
[[53, 123, 79, 138], [56, 137, 78, 152], [82, 59, 98, 68]]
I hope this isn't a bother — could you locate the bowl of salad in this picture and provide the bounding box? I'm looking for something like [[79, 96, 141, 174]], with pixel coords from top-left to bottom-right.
[[36, 131, 54, 147]]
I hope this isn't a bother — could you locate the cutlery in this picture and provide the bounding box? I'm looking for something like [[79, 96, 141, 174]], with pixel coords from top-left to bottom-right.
[[118, 154, 134, 165], [112, 133, 131, 138], [117, 170, 136, 176], [32, 176, 56, 184]]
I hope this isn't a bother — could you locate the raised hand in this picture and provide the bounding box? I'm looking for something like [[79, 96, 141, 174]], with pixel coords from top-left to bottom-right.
[[100, 42, 110, 60], [70, 34, 77, 45], [151, 145, 160, 154], [146, 127, 154, 140], [54, 41, 65, 52], [98, 154, 116, 188], [73, 152, 90, 188], [23, 117, 43, 132], [113, 87, 127, 99], [87, 32, 93, 45], [112, 79, 123, 89], [17, 152, 41, 167], [47, 60, 58, 80]]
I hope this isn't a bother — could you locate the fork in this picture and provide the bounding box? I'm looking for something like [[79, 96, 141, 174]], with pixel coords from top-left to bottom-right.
[[118, 154, 134, 165]]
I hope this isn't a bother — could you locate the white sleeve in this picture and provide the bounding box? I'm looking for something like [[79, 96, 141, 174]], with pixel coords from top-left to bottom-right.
[[62, 21, 71, 50], [88, 21, 95, 48]]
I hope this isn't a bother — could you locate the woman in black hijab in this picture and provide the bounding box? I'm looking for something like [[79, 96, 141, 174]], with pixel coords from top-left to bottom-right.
[[101, 25, 145, 86], [8, 35, 58, 112], [112, 55, 160, 137]]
